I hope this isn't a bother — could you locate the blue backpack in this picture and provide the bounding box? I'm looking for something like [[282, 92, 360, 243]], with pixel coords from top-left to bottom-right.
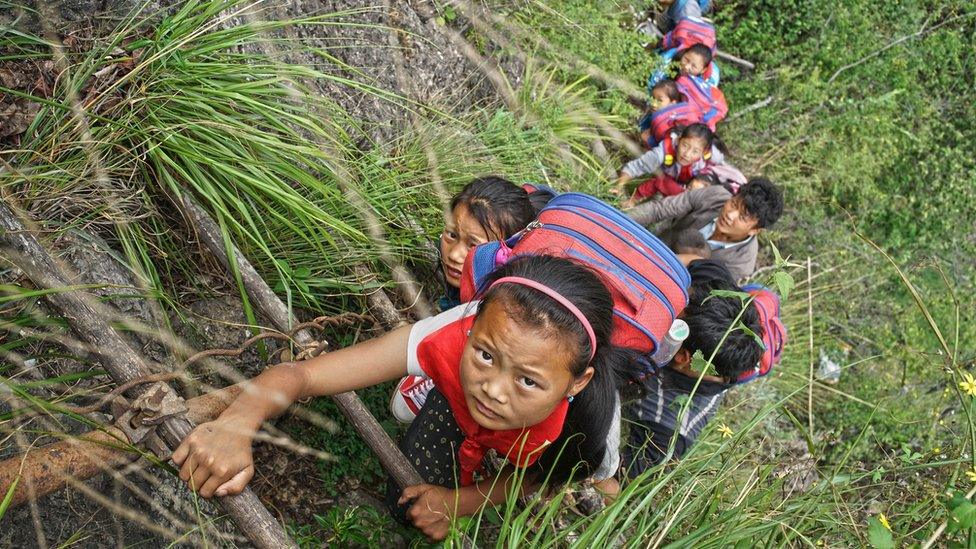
[[459, 193, 691, 356]]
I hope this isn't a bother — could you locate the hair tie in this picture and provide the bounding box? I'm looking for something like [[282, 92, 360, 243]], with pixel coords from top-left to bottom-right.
[[488, 276, 597, 363]]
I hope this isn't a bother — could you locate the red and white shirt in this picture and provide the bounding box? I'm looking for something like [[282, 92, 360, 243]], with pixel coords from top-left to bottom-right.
[[405, 304, 569, 485]]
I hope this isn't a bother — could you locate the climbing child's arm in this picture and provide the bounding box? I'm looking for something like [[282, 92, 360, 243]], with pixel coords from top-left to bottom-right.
[[610, 172, 634, 196], [627, 186, 699, 226], [620, 147, 665, 180], [172, 324, 413, 498]]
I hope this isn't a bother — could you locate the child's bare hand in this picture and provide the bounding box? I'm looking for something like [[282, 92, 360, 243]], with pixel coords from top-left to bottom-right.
[[620, 197, 637, 210], [399, 484, 456, 541], [172, 419, 255, 498]]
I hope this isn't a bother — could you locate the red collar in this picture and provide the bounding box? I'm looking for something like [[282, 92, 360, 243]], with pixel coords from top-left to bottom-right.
[[416, 315, 568, 485]]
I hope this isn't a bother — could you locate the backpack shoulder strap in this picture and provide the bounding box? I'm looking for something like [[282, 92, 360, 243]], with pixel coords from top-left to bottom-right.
[[663, 133, 677, 167]]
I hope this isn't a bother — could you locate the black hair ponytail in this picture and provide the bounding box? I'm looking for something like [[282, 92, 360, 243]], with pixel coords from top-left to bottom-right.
[[527, 188, 555, 216], [530, 345, 640, 484], [452, 176, 549, 240], [711, 132, 729, 155]]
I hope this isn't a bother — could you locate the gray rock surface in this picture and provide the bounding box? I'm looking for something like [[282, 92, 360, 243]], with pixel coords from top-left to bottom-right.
[[5, 0, 519, 142]]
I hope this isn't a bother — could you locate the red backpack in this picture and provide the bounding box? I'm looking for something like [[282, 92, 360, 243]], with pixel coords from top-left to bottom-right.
[[459, 193, 690, 355], [661, 17, 717, 53], [736, 284, 788, 383], [676, 75, 728, 130], [646, 101, 705, 148]]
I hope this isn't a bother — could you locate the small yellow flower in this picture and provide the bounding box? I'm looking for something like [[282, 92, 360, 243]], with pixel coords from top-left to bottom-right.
[[718, 424, 734, 438], [878, 513, 891, 531], [966, 467, 976, 483], [932, 447, 942, 455], [959, 373, 976, 397]]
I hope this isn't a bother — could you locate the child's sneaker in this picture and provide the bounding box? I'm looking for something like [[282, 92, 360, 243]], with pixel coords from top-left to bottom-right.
[[390, 375, 436, 423]]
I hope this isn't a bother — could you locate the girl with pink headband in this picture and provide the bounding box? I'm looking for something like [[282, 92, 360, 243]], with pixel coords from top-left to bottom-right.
[[172, 255, 639, 541]]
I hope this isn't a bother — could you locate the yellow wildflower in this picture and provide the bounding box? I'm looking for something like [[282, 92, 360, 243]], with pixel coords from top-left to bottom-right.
[[879, 513, 891, 531], [718, 424, 734, 438], [959, 373, 976, 397], [966, 467, 976, 483], [932, 447, 942, 455]]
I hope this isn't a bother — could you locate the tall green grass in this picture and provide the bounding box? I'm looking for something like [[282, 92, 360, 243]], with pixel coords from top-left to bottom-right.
[[2, 0, 975, 546]]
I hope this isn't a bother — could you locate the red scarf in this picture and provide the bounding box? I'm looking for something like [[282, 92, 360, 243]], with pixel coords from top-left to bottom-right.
[[416, 314, 569, 485]]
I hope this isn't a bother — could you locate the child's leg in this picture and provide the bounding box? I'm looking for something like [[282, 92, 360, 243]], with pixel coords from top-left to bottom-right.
[[385, 387, 465, 523], [655, 174, 685, 196], [632, 174, 684, 201]]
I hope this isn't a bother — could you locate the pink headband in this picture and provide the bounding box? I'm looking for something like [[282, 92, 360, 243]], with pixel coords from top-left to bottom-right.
[[489, 276, 597, 362]]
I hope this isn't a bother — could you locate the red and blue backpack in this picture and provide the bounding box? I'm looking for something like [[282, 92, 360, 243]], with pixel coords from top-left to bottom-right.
[[638, 101, 705, 148], [459, 193, 691, 356], [649, 18, 720, 91], [661, 17, 717, 53], [676, 75, 728, 130], [735, 284, 788, 383]]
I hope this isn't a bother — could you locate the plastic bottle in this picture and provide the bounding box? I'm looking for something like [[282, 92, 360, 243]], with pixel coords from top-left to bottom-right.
[[651, 318, 690, 368], [817, 349, 842, 384]]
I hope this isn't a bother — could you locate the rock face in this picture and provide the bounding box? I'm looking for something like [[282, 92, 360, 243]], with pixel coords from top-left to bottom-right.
[[268, 0, 506, 140], [5, 0, 517, 141]]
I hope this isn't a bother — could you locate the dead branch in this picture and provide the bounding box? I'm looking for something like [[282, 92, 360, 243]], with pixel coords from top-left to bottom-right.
[[0, 199, 296, 548], [715, 49, 756, 70], [728, 95, 773, 121], [0, 385, 243, 509], [826, 12, 976, 84], [177, 193, 425, 488]]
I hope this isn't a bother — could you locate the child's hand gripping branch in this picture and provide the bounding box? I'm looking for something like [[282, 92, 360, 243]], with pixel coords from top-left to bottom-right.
[[171, 325, 413, 498], [173, 254, 631, 541]]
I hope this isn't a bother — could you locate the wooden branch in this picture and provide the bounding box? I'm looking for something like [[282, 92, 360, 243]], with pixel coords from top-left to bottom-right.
[[715, 49, 756, 70], [728, 95, 773, 121], [0, 201, 296, 548], [178, 194, 424, 488], [826, 12, 976, 84], [0, 386, 243, 509]]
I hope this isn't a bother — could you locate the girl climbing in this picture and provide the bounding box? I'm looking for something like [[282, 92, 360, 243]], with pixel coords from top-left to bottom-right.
[[613, 123, 725, 203], [172, 255, 635, 541], [637, 79, 704, 149], [677, 44, 720, 86], [436, 176, 553, 311], [395, 177, 554, 423], [647, 21, 721, 90]]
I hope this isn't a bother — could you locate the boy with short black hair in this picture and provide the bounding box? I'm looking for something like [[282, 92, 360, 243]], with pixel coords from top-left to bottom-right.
[[623, 259, 763, 476], [627, 177, 785, 280], [669, 228, 711, 260]]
